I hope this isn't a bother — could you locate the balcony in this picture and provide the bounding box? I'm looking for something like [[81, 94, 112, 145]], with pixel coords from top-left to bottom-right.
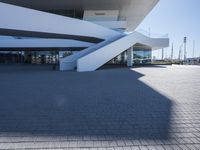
[[137, 29, 169, 39]]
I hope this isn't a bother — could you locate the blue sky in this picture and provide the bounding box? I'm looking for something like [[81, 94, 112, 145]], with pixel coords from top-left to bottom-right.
[[137, 0, 200, 59]]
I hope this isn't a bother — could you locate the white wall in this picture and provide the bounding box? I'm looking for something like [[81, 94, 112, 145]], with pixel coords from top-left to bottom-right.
[[0, 38, 94, 48], [0, 2, 120, 40]]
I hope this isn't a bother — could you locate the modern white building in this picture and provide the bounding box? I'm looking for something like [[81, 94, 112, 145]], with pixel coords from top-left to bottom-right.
[[0, 0, 169, 72]]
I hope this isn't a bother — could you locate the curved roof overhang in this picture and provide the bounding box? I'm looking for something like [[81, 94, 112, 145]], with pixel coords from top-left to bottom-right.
[[0, 0, 159, 31]]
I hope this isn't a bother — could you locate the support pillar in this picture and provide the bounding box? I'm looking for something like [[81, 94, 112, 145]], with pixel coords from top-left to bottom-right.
[[127, 47, 133, 67]]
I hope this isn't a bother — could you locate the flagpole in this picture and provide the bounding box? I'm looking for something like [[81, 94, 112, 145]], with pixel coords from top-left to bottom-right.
[[193, 40, 195, 58]]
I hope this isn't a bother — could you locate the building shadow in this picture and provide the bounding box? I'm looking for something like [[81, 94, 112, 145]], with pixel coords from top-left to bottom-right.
[[0, 67, 172, 140], [0, 64, 58, 73]]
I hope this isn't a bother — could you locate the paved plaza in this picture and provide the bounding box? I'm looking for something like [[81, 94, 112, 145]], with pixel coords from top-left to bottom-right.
[[0, 65, 200, 150]]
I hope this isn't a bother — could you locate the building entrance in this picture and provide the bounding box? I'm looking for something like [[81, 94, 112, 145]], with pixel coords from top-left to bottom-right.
[[25, 51, 59, 64]]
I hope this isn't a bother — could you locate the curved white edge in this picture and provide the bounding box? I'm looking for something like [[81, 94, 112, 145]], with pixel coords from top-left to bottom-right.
[[0, 39, 94, 48], [0, 2, 120, 40]]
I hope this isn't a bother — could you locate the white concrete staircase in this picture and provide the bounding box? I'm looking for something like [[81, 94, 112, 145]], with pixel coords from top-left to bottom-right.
[[60, 31, 168, 72], [60, 34, 125, 70], [77, 31, 169, 72]]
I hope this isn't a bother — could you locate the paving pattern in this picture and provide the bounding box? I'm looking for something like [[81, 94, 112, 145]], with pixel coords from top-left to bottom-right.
[[0, 65, 200, 150]]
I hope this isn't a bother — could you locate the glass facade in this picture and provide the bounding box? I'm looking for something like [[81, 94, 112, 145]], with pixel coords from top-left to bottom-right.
[[0, 48, 152, 66], [0, 51, 59, 64], [0, 51, 24, 64], [107, 51, 127, 64], [133, 49, 152, 64], [29, 51, 59, 64], [107, 48, 152, 65]]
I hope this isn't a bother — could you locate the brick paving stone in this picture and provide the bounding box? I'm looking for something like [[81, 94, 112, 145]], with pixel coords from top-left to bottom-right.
[[162, 145, 174, 150], [90, 148, 99, 150], [190, 138, 200, 143], [68, 141, 78, 148], [93, 141, 102, 147], [147, 146, 157, 150], [122, 147, 132, 150], [169, 145, 182, 150], [139, 146, 148, 150], [132, 140, 141, 146], [117, 141, 126, 146], [154, 145, 165, 150], [85, 141, 94, 147], [109, 141, 118, 147], [194, 144, 200, 149], [193, 144, 200, 150], [114, 147, 124, 150], [60, 142, 70, 148], [124, 140, 133, 146], [145, 140, 157, 146], [186, 144, 199, 150], [130, 146, 140, 150], [178, 145, 190, 150], [106, 148, 115, 150], [140, 140, 149, 146], [0, 65, 200, 149], [98, 148, 106, 150]]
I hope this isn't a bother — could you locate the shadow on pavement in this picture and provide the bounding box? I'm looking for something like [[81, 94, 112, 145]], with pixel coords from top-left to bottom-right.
[[0, 66, 172, 140]]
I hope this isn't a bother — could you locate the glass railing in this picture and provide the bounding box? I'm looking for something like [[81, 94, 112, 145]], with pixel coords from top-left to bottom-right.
[[137, 29, 169, 38]]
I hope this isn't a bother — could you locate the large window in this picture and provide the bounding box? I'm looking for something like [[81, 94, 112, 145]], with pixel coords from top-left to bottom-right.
[[133, 50, 151, 59], [29, 51, 59, 64], [102, 48, 152, 66], [133, 50, 152, 64]]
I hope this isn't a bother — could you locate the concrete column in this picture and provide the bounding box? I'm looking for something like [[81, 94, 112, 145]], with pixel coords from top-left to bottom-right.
[[123, 51, 126, 64], [127, 47, 133, 67]]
